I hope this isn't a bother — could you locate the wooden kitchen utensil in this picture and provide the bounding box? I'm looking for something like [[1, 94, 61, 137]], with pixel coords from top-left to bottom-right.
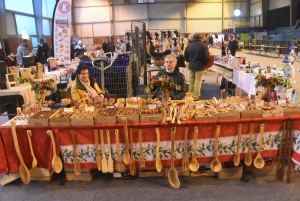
[[122, 117, 130, 165], [47, 130, 63, 174], [168, 126, 180, 189], [115, 129, 125, 172], [26, 130, 37, 168], [129, 128, 136, 175], [182, 127, 189, 172], [287, 121, 293, 183], [189, 126, 199, 172], [155, 127, 163, 172], [245, 123, 254, 166], [275, 121, 286, 181], [210, 125, 222, 172], [71, 129, 81, 175], [254, 124, 265, 169], [100, 129, 108, 173], [279, 121, 289, 181], [234, 124, 242, 166], [139, 129, 146, 168], [94, 129, 102, 171], [106, 129, 114, 173], [11, 120, 30, 184]]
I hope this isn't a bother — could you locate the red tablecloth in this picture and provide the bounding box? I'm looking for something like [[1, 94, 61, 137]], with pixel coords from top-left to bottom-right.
[[0, 116, 299, 174]]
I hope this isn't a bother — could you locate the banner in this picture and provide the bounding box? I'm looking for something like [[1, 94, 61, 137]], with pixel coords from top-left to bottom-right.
[[53, 0, 72, 65]]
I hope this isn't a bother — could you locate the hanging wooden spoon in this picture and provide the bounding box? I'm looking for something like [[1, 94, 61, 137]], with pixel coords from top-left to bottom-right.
[[106, 129, 114, 173], [71, 129, 81, 175], [129, 128, 136, 175], [210, 125, 222, 172], [168, 126, 180, 189], [115, 129, 125, 172], [47, 130, 63, 174], [26, 130, 37, 168], [139, 129, 146, 168], [94, 129, 101, 171], [182, 127, 189, 172], [279, 121, 289, 181], [122, 117, 130, 165], [100, 129, 108, 173], [189, 126, 199, 172], [10, 120, 30, 184], [155, 127, 163, 172], [254, 124, 265, 169], [275, 121, 286, 181], [287, 121, 293, 183], [234, 124, 242, 166], [245, 123, 254, 166]]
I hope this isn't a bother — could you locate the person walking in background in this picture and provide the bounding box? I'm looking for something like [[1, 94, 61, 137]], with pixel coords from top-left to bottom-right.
[[37, 43, 44, 64], [119, 39, 126, 53], [171, 46, 185, 72], [184, 33, 210, 101], [17, 39, 29, 67], [228, 34, 238, 56]]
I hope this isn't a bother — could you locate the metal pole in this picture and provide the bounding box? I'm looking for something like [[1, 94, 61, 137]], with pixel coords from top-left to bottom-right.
[[101, 60, 105, 91]]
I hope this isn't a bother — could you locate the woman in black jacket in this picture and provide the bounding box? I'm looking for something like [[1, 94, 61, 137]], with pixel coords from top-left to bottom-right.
[[228, 34, 239, 56]]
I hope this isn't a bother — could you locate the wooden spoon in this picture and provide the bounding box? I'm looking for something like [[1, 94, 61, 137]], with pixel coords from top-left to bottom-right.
[[182, 127, 189, 172], [115, 129, 125, 172], [10, 120, 30, 184], [139, 129, 146, 168], [275, 121, 286, 181], [106, 129, 114, 173], [47, 130, 63, 174], [254, 124, 265, 169], [129, 128, 136, 175], [100, 129, 108, 173], [71, 129, 81, 175], [234, 124, 242, 166], [122, 117, 130, 165], [94, 129, 102, 171], [189, 126, 199, 172], [168, 126, 180, 189], [26, 130, 37, 168], [210, 125, 222, 172], [245, 123, 254, 166], [287, 121, 293, 183], [279, 121, 289, 181], [155, 127, 163, 172]]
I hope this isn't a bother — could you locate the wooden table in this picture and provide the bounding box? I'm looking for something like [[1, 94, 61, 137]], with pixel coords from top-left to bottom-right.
[[248, 45, 289, 58]]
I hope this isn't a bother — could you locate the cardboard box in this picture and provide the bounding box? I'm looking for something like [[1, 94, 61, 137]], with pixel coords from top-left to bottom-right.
[[28, 110, 57, 126], [218, 108, 240, 120], [117, 115, 139, 123], [71, 117, 94, 126], [164, 166, 190, 177], [30, 167, 53, 181], [94, 115, 116, 124], [140, 113, 163, 122], [234, 103, 262, 118], [49, 110, 71, 126], [195, 107, 219, 121], [261, 105, 284, 117], [217, 164, 243, 179], [243, 159, 273, 172], [139, 167, 165, 177], [283, 106, 300, 116]]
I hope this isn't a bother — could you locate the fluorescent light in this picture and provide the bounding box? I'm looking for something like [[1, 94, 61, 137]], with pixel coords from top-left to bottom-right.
[[234, 9, 241, 17]]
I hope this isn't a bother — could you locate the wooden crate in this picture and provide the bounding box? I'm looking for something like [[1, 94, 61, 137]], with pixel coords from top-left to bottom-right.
[[30, 167, 53, 181], [66, 170, 95, 181], [139, 167, 165, 177], [164, 166, 190, 177]]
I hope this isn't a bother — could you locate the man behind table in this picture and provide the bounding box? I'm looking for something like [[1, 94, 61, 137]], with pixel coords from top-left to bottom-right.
[[184, 33, 210, 101], [153, 54, 186, 100], [17, 39, 29, 68]]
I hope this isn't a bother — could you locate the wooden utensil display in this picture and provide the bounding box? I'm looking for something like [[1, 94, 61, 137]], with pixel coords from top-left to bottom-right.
[[47, 130, 63, 174], [139, 129, 146, 168], [210, 125, 222, 172], [100, 129, 108, 173], [245, 123, 254, 166], [129, 128, 136, 175], [234, 124, 242, 166], [106, 129, 114, 173], [10, 120, 30, 184], [253, 124, 265, 169], [182, 127, 189, 172], [287, 122, 293, 183], [115, 129, 126, 172], [279, 121, 289, 181], [26, 130, 37, 168], [71, 129, 81, 175], [275, 121, 286, 181], [94, 129, 102, 171], [168, 126, 180, 189], [189, 126, 199, 172], [155, 127, 163, 172], [122, 117, 130, 165]]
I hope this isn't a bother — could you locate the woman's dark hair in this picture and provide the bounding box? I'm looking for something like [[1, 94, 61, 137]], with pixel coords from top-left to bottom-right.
[[75, 64, 89, 75]]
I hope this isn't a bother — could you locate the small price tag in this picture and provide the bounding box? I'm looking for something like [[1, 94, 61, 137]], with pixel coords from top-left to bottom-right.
[[196, 103, 205, 109], [106, 106, 114, 108], [148, 104, 157, 109], [85, 106, 95, 112], [64, 108, 73, 113], [240, 100, 249, 107], [219, 101, 229, 108], [41, 107, 51, 111], [278, 98, 286, 105], [255, 100, 265, 107]]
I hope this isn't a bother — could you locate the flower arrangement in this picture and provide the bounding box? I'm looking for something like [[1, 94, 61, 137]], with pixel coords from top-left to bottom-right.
[[17, 77, 55, 93], [144, 74, 181, 93], [255, 74, 292, 90]]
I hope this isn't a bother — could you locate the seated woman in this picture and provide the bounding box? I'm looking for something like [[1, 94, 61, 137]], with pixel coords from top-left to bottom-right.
[[71, 64, 117, 101]]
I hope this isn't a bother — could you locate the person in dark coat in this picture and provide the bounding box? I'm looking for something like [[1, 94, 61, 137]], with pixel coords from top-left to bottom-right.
[[37, 43, 44, 64], [228, 34, 239, 56], [171, 46, 185, 72]]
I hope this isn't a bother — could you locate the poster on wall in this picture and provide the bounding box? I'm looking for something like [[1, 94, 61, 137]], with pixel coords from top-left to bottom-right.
[[52, 0, 72, 65]]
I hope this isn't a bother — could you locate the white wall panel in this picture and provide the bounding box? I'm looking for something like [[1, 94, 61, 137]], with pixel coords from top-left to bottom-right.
[[93, 23, 111, 36], [81, 24, 94, 37], [187, 3, 222, 18], [223, 3, 234, 18], [250, 0, 260, 3], [75, 25, 82, 37], [250, 1, 262, 16], [81, 37, 94, 46], [73, 0, 109, 7], [75, 7, 110, 23], [113, 21, 132, 35], [113, 5, 148, 21], [269, 0, 290, 10], [148, 3, 185, 19], [148, 20, 181, 31], [196, 0, 222, 2], [187, 20, 222, 33], [156, 0, 185, 2]]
